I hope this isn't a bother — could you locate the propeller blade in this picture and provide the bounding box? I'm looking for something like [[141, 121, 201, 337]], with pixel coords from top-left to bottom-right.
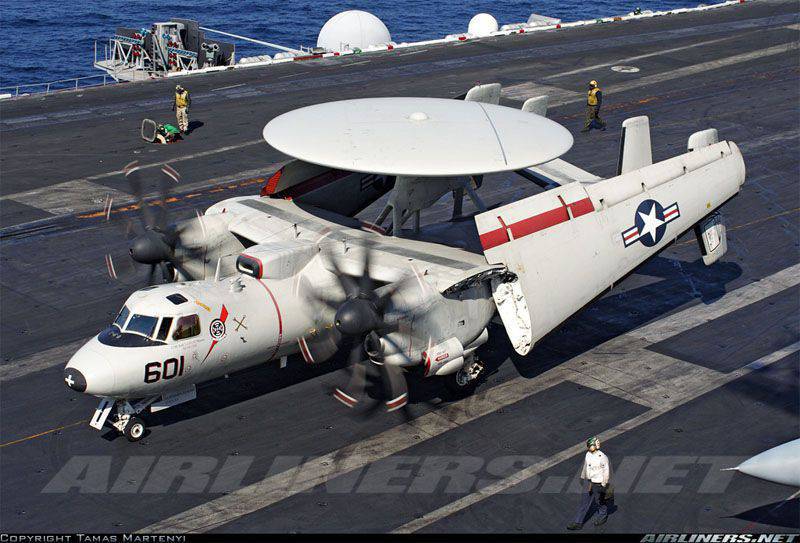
[[304, 286, 341, 311], [364, 331, 409, 413], [374, 272, 415, 312], [159, 262, 174, 283], [324, 251, 359, 298], [379, 362, 409, 412], [358, 242, 373, 296], [123, 161, 154, 230], [146, 264, 158, 286], [333, 342, 367, 408], [155, 164, 181, 231], [105, 253, 117, 280]]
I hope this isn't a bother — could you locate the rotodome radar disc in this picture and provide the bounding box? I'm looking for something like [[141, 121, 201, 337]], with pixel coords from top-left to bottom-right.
[[263, 97, 573, 177]]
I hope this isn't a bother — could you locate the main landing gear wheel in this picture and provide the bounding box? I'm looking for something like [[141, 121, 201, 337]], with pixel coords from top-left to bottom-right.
[[123, 417, 146, 442], [444, 356, 485, 398]]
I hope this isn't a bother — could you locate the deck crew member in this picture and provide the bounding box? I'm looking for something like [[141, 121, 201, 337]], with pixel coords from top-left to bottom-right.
[[172, 84, 191, 135], [567, 436, 611, 530], [581, 80, 607, 133]]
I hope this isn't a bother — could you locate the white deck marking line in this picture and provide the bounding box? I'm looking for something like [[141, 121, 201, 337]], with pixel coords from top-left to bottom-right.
[[0, 339, 88, 382], [505, 41, 800, 107], [0, 138, 263, 202], [140, 265, 800, 533], [2, 163, 279, 217], [541, 23, 799, 80], [278, 71, 311, 79], [394, 341, 800, 533], [212, 83, 246, 91], [1, 180, 132, 216], [627, 262, 800, 343], [598, 42, 800, 104], [398, 49, 428, 56]]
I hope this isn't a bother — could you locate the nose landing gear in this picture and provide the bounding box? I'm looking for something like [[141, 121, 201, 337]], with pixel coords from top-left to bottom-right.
[[443, 354, 485, 398], [90, 397, 158, 442]]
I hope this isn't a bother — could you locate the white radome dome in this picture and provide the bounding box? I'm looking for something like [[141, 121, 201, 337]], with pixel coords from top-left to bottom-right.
[[468, 13, 498, 37], [317, 10, 391, 51]]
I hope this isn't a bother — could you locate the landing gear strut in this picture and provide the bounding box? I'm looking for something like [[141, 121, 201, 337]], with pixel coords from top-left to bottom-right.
[[90, 397, 158, 442], [444, 355, 485, 398]]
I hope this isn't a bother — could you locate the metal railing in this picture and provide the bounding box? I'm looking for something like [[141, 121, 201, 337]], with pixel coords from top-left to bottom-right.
[[0, 73, 117, 99]]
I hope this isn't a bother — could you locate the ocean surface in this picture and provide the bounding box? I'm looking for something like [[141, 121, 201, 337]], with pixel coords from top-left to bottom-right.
[[1, 0, 712, 90]]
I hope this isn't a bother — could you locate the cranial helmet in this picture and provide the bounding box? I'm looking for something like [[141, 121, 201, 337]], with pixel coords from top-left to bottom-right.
[[587, 436, 600, 448], [589, 80, 598, 87]]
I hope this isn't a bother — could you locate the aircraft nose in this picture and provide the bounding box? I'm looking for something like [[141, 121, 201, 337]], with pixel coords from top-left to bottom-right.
[[65, 346, 115, 395], [63, 367, 87, 392]]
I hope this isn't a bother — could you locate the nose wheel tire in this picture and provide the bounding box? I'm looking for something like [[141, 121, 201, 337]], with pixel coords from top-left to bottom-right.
[[444, 357, 484, 398], [123, 417, 146, 442]]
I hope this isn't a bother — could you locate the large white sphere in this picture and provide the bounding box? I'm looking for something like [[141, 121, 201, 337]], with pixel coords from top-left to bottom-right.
[[317, 10, 391, 51], [468, 13, 498, 37]]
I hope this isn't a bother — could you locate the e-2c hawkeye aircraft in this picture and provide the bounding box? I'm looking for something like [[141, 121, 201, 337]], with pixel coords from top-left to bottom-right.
[[64, 88, 745, 441]]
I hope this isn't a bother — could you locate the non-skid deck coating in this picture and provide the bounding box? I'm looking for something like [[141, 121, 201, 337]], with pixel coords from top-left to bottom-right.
[[0, 0, 798, 534]]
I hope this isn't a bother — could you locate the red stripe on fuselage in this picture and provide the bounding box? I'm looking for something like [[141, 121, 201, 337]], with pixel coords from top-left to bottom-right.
[[201, 304, 231, 363], [257, 279, 283, 362], [568, 198, 595, 218], [479, 197, 595, 250]]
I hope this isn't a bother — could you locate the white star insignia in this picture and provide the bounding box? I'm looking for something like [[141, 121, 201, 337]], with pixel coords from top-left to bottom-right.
[[638, 203, 665, 243]]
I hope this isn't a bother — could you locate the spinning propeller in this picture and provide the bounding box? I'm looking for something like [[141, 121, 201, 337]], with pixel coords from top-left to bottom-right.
[[104, 161, 205, 285], [308, 244, 426, 414]]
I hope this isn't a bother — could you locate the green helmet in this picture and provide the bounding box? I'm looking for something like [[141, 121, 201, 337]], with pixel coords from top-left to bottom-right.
[[586, 436, 600, 448]]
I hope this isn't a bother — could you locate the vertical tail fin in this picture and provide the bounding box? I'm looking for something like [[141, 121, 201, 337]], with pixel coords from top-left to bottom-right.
[[464, 83, 501, 105], [687, 128, 719, 151], [521, 95, 549, 116], [617, 116, 653, 175]]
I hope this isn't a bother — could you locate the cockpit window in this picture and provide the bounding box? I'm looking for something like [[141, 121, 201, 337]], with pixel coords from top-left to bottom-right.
[[113, 306, 130, 330], [156, 317, 173, 341], [126, 314, 159, 338], [172, 314, 201, 340]]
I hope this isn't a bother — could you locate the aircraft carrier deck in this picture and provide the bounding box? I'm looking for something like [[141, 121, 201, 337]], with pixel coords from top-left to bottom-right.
[[1, 0, 798, 535]]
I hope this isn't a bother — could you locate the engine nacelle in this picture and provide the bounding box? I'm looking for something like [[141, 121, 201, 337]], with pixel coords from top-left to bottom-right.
[[236, 240, 316, 280]]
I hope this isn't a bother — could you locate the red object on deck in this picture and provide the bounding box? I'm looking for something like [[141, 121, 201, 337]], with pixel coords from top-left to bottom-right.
[[261, 168, 283, 196]]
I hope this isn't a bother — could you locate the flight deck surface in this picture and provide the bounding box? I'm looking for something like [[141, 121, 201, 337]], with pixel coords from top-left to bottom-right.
[[0, 0, 798, 534]]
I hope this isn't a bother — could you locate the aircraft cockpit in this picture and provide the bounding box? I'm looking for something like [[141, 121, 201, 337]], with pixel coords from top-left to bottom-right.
[[98, 289, 203, 348]]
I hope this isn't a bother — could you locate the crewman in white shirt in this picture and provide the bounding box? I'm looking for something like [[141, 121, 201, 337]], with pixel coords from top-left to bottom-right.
[[567, 436, 611, 530]]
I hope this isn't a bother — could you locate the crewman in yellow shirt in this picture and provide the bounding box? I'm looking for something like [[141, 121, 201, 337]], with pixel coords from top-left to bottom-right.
[[581, 80, 607, 133], [172, 84, 191, 135]]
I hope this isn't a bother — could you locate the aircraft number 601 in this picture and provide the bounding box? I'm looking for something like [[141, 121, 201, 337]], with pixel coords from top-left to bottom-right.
[[144, 356, 186, 383]]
